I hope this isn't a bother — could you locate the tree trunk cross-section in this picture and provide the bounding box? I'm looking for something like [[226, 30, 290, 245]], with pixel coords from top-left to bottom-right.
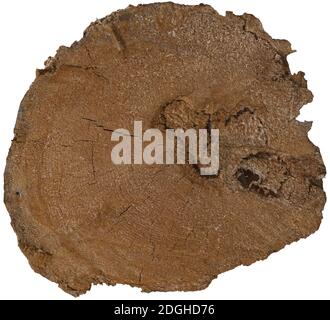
[[4, 3, 326, 296]]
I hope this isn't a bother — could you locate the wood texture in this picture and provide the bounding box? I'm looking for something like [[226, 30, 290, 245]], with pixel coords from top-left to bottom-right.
[[4, 3, 326, 296]]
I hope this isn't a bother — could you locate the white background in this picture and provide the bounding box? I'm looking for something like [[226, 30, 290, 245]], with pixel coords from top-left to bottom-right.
[[0, 0, 329, 300]]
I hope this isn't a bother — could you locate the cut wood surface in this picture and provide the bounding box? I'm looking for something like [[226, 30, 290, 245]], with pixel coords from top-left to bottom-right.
[[4, 3, 326, 296]]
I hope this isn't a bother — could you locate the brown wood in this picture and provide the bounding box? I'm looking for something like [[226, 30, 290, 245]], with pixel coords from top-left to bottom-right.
[[4, 3, 326, 296]]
